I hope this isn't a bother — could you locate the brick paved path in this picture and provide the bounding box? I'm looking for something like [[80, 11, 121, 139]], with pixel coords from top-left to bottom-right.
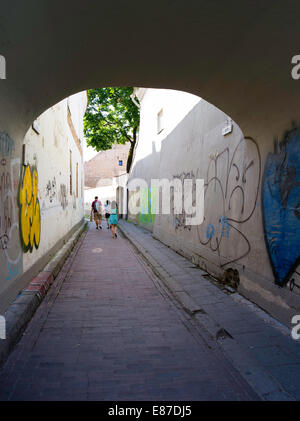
[[119, 221, 300, 401], [0, 223, 259, 400]]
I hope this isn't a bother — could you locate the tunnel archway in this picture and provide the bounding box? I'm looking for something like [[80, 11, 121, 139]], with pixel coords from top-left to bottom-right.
[[0, 0, 300, 143], [1, 0, 300, 325]]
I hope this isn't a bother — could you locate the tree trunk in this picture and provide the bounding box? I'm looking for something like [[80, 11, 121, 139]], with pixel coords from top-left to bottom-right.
[[126, 127, 137, 173]]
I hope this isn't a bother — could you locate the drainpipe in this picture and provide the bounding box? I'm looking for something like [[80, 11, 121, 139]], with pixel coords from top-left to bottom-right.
[[130, 93, 140, 109]]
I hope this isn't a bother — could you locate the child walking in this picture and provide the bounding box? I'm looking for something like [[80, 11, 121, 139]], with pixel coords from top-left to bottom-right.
[[104, 200, 111, 229], [108, 201, 118, 239]]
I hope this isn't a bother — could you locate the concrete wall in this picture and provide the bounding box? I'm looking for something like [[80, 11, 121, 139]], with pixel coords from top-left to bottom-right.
[[128, 88, 300, 326], [0, 91, 87, 313]]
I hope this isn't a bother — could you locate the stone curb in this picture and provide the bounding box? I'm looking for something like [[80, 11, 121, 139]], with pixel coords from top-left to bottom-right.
[[119, 222, 295, 401], [0, 221, 87, 369]]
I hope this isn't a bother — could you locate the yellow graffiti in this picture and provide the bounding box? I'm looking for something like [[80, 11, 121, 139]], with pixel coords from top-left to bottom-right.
[[19, 165, 41, 252]]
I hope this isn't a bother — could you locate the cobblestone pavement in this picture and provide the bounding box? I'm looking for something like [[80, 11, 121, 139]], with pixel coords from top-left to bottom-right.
[[0, 223, 259, 401]]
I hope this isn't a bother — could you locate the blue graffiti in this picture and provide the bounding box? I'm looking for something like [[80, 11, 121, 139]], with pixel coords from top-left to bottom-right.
[[263, 129, 300, 286], [220, 216, 230, 238], [206, 224, 215, 239], [5, 261, 21, 282]]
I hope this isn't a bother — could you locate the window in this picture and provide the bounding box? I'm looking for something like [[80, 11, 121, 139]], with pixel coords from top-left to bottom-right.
[[118, 160, 123, 166], [157, 109, 164, 134]]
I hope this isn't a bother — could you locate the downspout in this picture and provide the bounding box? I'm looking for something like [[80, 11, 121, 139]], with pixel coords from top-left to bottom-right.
[[130, 93, 140, 109]]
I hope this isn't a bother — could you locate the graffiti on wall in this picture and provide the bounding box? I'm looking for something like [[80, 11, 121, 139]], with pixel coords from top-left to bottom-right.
[[45, 177, 57, 203], [171, 171, 196, 231], [263, 128, 300, 286], [139, 187, 157, 225], [0, 132, 22, 283], [72, 192, 77, 209], [0, 170, 12, 247], [18, 165, 41, 253], [0, 132, 14, 158], [59, 184, 68, 210], [196, 136, 261, 267]]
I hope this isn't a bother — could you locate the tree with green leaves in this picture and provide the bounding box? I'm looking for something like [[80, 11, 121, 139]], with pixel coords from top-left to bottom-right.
[[83, 87, 140, 173]]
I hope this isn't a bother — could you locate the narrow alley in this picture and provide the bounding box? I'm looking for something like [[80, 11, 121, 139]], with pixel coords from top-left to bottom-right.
[[0, 222, 260, 401], [1, 0, 300, 408]]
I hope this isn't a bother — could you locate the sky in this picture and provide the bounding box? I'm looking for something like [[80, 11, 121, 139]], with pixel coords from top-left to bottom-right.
[[83, 138, 99, 162]]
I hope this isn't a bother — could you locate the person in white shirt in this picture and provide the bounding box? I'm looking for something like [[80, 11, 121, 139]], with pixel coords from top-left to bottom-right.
[[104, 200, 111, 229]]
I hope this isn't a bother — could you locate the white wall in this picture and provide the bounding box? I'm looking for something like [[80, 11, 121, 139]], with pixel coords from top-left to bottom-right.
[[128, 88, 300, 326], [133, 88, 200, 161], [22, 92, 87, 272], [0, 91, 87, 312]]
